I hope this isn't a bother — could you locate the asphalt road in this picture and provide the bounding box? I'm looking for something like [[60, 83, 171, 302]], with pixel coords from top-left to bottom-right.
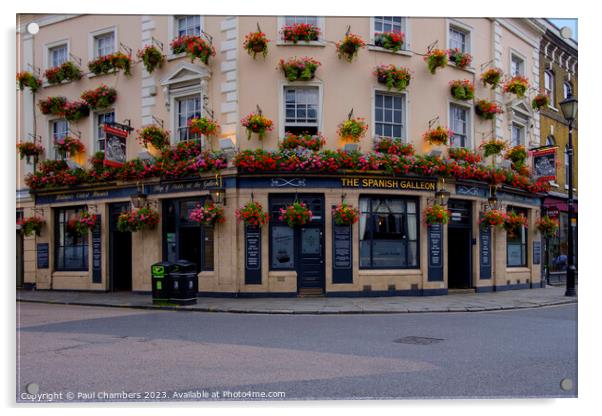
[[16, 302, 577, 402]]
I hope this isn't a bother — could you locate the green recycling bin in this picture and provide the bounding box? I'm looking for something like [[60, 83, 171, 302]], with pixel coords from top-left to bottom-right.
[[151, 261, 175, 304]]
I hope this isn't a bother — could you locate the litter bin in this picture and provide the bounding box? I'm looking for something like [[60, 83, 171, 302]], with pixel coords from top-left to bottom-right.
[[151, 261, 175, 305], [169, 260, 198, 305]]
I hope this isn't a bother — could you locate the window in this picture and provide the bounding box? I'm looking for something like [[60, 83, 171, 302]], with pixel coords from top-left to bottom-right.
[[511, 54, 524, 76], [284, 16, 319, 26], [506, 207, 528, 267], [95, 111, 115, 152], [449, 103, 470, 148], [175, 95, 201, 141], [374, 91, 405, 140], [55, 206, 88, 271], [359, 197, 419, 269], [564, 145, 570, 186], [284, 86, 319, 135], [50, 119, 69, 159], [563, 82, 573, 99], [176, 15, 201, 37], [94, 31, 115, 58], [511, 122, 525, 147], [544, 71, 555, 107], [546, 135, 556, 146], [49, 44, 68, 68], [374, 16, 405, 34], [449, 26, 468, 52]]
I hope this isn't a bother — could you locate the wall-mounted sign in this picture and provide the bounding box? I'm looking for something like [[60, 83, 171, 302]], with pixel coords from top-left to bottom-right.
[[531, 147, 557, 182], [92, 214, 102, 283], [533, 241, 541, 265], [428, 224, 443, 281], [332, 224, 352, 284], [341, 177, 436, 191], [479, 222, 492, 279], [103, 123, 132, 168], [36, 243, 49, 269], [244, 226, 261, 284]]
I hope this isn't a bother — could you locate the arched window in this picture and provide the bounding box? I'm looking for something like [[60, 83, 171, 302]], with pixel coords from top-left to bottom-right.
[[546, 135, 556, 146], [544, 71, 555, 107], [564, 145, 570, 186], [563, 82, 573, 99]]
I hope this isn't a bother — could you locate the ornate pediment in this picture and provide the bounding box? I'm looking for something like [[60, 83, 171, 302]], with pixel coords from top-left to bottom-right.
[[160, 62, 211, 89]]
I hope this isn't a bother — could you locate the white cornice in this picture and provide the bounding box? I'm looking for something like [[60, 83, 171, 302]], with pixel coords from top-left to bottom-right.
[[495, 18, 541, 48], [17, 14, 80, 33]]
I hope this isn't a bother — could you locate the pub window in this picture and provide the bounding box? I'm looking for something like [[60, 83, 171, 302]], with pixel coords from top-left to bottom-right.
[[510, 53, 524, 76], [48, 43, 68, 68], [448, 24, 470, 53], [95, 110, 115, 152], [374, 91, 406, 140], [563, 81, 573, 99], [50, 119, 69, 160], [374, 16, 405, 35], [359, 197, 419, 269], [544, 70, 555, 107], [284, 86, 319, 135], [175, 95, 201, 141], [506, 207, 528, 267], [94, 31, 115, 58], [564, 145, 570, 186], [449, 103, 470, 148], [55, 206, 88, 271], [176, 15, 201, 37], [511, 122, 525, 147]]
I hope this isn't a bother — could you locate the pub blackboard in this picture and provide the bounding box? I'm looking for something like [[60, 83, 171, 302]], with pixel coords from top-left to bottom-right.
[[244, 226, 262, 284], [427, 224, 443, 281], [479, 224, 492, 279], [36, 243, 49, 269], [533, 241, 541, 265], [92, 215, 102, 283], [332, 224, 353, 284]]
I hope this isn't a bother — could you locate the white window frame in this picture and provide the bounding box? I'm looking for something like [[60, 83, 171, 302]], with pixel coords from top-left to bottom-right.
[[43, 39, 69, 71], [372, 87, 408, 142], [276, 16, 326, 46], [88, 26, 118, 61], [563, 81, 573, 99], [544, 70, 556, 108], [510, 121, 526, 147], [509, 49, 526, 77], [92, 110, 116, 153], [278, 81, 323, 139], [564, 145, 570, 189], [48, 118, 69, 160], [368, 16, 411, 55], [173, 94, 203, 143], [446, 19, 472, 55], [169, 15, 204, 40], [448, 101, 473, 149]]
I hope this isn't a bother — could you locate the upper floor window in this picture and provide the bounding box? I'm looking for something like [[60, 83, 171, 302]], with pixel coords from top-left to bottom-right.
[[96, 111, 115, 152], [176, 95, 201, 141], [94, 31, 115, 58], [546, 135, 556, 146], [49, 44, 68, 68], [50, 119, 69, 159], [284, 16, 319, 27], [511, 122, 525, 147], [374, 91, 406, 140], [449, 25, 470, 53], [374, 16, 405, 34], [544, 71, 555, 107], [176, 15, 201, 37], [511, 53, 525, 76], [284, 86, 319, 135], [563, 81, 573, 99], [564, 145, 570, 186], [449, 103, 470, 148]]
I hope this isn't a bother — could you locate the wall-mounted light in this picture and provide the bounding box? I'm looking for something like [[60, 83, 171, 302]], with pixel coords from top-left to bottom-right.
[[487, 185, 499, 210], [209, 173, 226, 206], [434, 177, 450, 206], [130, 183, 148, 209]]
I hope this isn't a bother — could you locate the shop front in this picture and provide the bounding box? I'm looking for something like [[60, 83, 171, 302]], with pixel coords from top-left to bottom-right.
[[542, 195, 578, 285]]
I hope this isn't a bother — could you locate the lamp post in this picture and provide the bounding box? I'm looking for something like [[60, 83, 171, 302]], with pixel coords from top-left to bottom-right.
[[559, 93, 577, 297]]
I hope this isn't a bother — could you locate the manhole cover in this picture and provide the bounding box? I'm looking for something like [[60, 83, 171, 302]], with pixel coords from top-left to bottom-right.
[[393, 336, 444, 345]]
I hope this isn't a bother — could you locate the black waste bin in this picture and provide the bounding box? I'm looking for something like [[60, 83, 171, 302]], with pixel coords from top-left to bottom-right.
[[151, 261, 175, 305], [169, 260, 198, 305]]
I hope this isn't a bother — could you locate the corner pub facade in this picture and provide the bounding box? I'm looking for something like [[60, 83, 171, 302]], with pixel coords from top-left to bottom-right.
[[17, 15, 553, 296]]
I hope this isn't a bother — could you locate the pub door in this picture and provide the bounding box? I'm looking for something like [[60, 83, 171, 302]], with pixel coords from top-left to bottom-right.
[[447, 199, 473, 289], [109, 202, 132, 291]]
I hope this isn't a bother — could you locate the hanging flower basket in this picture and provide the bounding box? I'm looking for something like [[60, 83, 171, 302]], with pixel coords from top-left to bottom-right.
[[189, 201, 225, 226], [241, 112, 273, 140], [235, 201, 269, 227], [170, 35, 216, 65], [425, 204, 451, 225], [480, 138, 507, 158], [504, 211, 528, 237], [278, 57, 321, 81], [67, 211, 98, 237], [38, 96, 67, 115], [243, 31, 269, 59], [374, 64, 411, 91], [481, 67, 503, 89], [374, 137, 415, 156], [81, 85, 117, 110], [447, 48, 472, 69], [279, 132, 325, 151], [16, 142, 45, 164], [117, 207, 160, 232], [88, 51, 132, 76], [504, 145, 528, 170], [44, 61, 82, 84], [480, 209, 506, 229], [136, 125, 170, 150], [423, 126, 453, 146], [374, 31, 404, 52], [63, 101, 90, 122], [16, 71, 42, 92], [424, 49, 448, 74], [18, 216, 46, 237], [188, 117, 220, 137], [503, 75, 529, 98], [336, 33, 366, 62], [279, 201, 313, 227], [532, 93, 550, 110], [281, 23, 320, 43], [475, 100, 504, 120], [332, 202, 359, 226], [136, 45, 165, 74], [448, 147, 482, 164], [449, 79, 475, 100], [337, 117, 368, 143], [536, 215, 559, 238], [54, 136, 85, 158]]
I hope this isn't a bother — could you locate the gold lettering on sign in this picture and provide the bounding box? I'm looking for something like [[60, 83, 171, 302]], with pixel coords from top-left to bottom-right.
[[341, 177, 435, 191]]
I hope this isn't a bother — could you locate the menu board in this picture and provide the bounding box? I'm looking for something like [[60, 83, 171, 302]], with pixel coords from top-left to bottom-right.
[[332, 224, 352, 284], [533, 241, 541, 265], [479, 224, 492, 279], [244, 226, 261, 284], [36, 243, 49, 269], [428, 224, 443, 281], [92, 215, 102, 283]]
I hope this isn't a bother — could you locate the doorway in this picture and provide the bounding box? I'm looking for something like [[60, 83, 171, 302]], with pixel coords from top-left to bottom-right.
[[447, 199, 473, 289], [109, 202, 132, 291]]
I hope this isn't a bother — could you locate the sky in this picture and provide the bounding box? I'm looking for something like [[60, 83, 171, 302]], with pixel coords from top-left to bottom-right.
[[548, 18, 578, 41]]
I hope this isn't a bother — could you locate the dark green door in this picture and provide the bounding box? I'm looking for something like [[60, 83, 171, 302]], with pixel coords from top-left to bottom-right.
[[298, 226, 324, 289]]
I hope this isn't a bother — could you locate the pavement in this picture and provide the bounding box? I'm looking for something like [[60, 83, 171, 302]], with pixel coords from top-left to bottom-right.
[[16, 285, 576, 314]]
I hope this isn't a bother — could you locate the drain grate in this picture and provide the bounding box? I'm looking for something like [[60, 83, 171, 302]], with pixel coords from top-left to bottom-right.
[[393, 336, 444, 345]]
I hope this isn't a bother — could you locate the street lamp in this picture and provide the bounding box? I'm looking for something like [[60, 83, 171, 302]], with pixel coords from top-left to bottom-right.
[[559, 93, 577, 297]]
